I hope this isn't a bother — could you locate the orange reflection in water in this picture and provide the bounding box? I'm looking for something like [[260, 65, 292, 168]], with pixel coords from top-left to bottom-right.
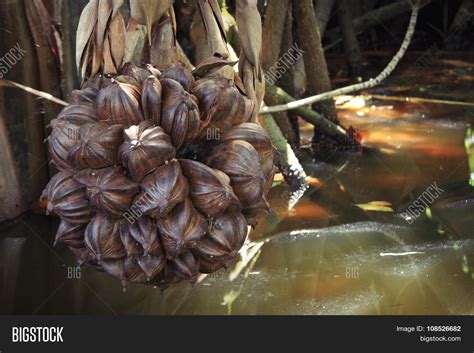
[[337, 101, 469, 188]]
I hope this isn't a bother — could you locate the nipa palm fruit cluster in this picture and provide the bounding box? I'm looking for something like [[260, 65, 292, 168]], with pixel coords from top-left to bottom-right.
[[42, 59, 276, 290]]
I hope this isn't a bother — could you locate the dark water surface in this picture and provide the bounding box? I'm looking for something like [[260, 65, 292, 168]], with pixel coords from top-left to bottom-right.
[[1, 56, 473, 315]]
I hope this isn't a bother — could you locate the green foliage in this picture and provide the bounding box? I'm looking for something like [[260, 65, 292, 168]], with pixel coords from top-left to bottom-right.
[[464, 127, 474, 186]]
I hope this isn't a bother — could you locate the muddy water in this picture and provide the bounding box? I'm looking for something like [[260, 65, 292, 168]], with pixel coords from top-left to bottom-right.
[[1, 66, 473, 315]]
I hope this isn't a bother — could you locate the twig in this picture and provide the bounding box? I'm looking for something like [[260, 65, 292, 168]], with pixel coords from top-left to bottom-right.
[[261, 4, 419, 114], [265, 84, 349, 140], [367, 94, 474, 106], [0, 79, 69, 106]]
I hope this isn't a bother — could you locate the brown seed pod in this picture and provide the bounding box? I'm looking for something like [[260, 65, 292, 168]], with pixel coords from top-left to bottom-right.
[[264, 165, 277, 192], [118, 219, 143, 257], [54, 221, 86, 248], [87, 76, 106, 90], [133, 160, 188, 219], [137, 253, 166, 281], [67, 123, 123, 169], [114, 75, 142, 87], [260, 150, 277, 183], [192, 211, 247, 266], [192, 56, 238, 79], [179, 159, 241, 217], [151, 263, 179, 291], [48, 104, 100, 170], [161, 78, 201, 149], [157, 198, 207, 260], [191, 77, 252, 136], [241, 196, 270, 228], [69, 246, 99, 267], [220, 122, 274, 156], [160, 77, 183, 94], [42, 170, 93, 224], [219, 122, 277, 181], [101, 257, 147, 288], [162, 62, 195, 91], [72, 87, 98, 104], [206, 140, 265, 207], [141, 75, 162, 125], [95, 80, 144, 125], [119, 216, 162, 256], [118, 62, 151, 85], [51, 103, 98, 128], [169, 251, 199, 283], [198, 257, 231, 274], [84, 213, 126, 261], [74, 166, 140, 217], [48, 121, 82, 170], [144, 64, 162, 78], [119, 122, 176, 182]]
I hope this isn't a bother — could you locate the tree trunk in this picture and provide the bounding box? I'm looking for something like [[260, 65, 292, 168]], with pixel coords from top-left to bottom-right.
[[0, 0, 50, 221], [264, 92, 298, 148], [24, 0, 63, 127], [60, 0, 85, 98], [261, 0, 289, 72], [261, 0, 297, 146], [278, 6, 300, 147], [315, 0, 336, 37], [260, 113, 307, 187], [0, 117, 24, 221], [337, 0, 363, 79], [293, 0, 337, 123]]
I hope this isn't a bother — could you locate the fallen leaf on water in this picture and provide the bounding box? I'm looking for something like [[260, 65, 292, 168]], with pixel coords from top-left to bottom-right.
[[306, 176, 323, 188], [355, 201, 393, 212]]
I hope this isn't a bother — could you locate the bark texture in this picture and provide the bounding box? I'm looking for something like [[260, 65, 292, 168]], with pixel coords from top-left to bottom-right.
[[337, 0, 363, 78], [293, 0, 337, 122], [0, 0, 50, 221], [261, 0, 289, 72]]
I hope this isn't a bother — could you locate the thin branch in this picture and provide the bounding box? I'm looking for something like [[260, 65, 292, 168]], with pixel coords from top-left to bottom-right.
[[367, 94, 474, 107], [261, 4, 419, 114], [265, 84, 349, 141], [0, 79, 69, 106]]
